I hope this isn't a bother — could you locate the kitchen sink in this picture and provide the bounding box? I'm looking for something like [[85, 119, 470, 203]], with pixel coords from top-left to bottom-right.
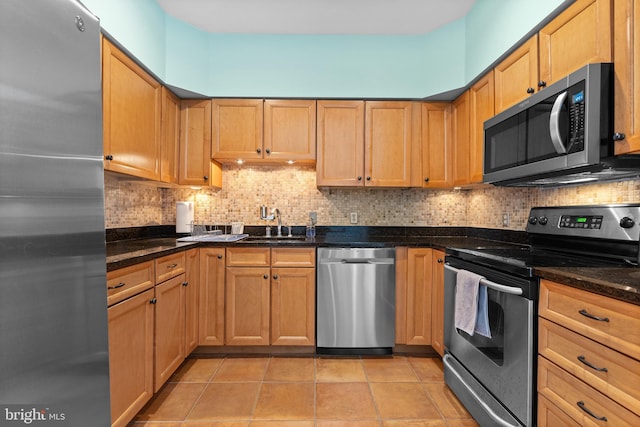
[[177, 233, 249, 242], [241, 235, 309, 244]]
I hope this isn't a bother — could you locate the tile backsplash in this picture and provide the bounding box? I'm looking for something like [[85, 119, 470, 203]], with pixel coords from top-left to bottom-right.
[[104, 166, 640, 231]]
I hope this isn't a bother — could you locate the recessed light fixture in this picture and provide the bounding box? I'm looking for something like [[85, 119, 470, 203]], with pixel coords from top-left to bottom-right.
[[190, 186, 202, 190], [236, 159, 244, 165], [286, 160, 295, 165]]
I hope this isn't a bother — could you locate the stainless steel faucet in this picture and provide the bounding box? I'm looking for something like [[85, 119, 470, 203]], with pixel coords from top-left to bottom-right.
[[260, 205, 283, 236]]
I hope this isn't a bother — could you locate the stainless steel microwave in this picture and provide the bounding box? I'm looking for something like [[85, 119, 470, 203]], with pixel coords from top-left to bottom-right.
[[483, 63, 640, 186]]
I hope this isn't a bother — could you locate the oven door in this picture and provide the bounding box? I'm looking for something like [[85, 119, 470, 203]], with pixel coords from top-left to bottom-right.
[[443, 260, 536, 427]]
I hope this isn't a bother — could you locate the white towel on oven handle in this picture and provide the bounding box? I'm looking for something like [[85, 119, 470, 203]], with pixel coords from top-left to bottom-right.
[[454, 269, 483, 335], [474, 284, 492, 338]]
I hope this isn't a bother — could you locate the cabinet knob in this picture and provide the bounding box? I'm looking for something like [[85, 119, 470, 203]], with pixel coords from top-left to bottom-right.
[[203, 175, 208, 181], [263, 274, 269, 279], [424, 177, 429, 183], [105, 154, 113, 161], [217, 254, 223, 259], [613, 132, 626, 141], [366, 176, 371, 181], [537, 80, 546, 88], [357, 176, 362, 181], [256, 148, 262, 154], [265, 148, 271, 154], [182, 281, 189, 287], [526, 87, 535, 94], [437, 258, 443, 263], [150, 298, 157, 304], [273, 274, 279, 280]]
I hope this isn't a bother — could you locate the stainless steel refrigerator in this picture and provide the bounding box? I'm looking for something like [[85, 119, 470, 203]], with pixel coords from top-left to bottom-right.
[[0, 0, 111, 425]]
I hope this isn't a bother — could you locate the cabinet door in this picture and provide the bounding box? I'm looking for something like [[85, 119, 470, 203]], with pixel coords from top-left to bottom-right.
[[184, 248, 199, 355], [421, 102, 451, 188], [198, 248, 225, 346], [469, 71, 494, 184], [211, 99, 263, 161], [154, 274, 185, 392], [179, 99, 221, 187], [406, 248, 433, 345], [365, 101, 412, 187], [538, 0, 612, 87], [161, 88, 180, 184], [225, 267, 271, 345], [614, 0, 640, 154], [102, 38, 161, 180], [451, 91, 470, 187], [494, 35, 539, 113], [264, 99, 317, 163], [431, 250, 446, 357], [108, 288, 154, 427], [316, 100, 365, 186], [271, 267, 315, 346]]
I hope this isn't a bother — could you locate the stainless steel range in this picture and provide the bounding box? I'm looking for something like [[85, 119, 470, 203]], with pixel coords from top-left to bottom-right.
[[443, 204, 640, 427]]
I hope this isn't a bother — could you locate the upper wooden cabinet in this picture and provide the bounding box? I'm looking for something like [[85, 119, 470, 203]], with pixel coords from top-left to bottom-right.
[[102, 38, 162, 180], [212, 99, 316, 163], [316, 100, 365, 186], [494, 35, 539, 114], [160, 88, 180, 184], [264, 99, 316, 163], [468, 71, 494, 184], [614, 0, 640, 154], [317, 100, 413, 187], [420, 102, 451, 188], [494, 0, 612, 114], [179, 99, 222, 188], [451, 91, 470, 187]]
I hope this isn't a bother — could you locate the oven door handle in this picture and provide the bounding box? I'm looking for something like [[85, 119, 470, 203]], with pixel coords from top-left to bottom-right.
[[443, 354, 522, 427], [445, 265, 523, 296]]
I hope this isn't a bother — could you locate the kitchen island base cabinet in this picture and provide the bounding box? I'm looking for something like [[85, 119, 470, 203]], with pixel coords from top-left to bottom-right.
[[108, 288, 154, 427]]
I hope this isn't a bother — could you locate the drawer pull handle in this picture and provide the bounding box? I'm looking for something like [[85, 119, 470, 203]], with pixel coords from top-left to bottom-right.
[[577, 355, 608, 372], [108, 282, 125, 290], [182, 281, 189, 287], [578, 309, 609, 322], [167, 263, 178, 269], [577, 401, 608, 422]]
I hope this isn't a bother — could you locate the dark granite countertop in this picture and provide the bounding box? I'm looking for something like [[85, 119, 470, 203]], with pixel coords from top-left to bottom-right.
[[534, 266, 640, 306]]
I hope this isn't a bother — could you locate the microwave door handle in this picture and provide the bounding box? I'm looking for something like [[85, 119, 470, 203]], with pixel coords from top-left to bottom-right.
[[549, 91, 568, 154]]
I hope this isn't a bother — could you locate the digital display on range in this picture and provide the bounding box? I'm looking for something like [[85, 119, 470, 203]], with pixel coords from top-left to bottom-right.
[[560, 215, 603, 229]]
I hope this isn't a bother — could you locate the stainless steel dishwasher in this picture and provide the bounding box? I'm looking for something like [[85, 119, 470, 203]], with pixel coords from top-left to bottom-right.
[[316, 247, 395, 355]]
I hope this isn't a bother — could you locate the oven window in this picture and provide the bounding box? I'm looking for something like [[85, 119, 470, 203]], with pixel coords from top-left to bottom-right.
[[456, 290, 506, 366]]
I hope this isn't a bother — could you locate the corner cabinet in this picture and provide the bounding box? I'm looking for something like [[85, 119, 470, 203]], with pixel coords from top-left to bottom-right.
[[179, 99, 222, 188], [537, 279, 640, 426], [102, 38, 161, 180]]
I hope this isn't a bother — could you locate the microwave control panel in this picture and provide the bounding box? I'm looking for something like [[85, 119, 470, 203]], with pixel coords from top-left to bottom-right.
[[567, 81, 586, 153]]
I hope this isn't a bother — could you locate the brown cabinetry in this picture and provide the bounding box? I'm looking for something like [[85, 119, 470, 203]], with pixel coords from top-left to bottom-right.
[[395, 247, 445, 352], [537, 279, 640, 426], [451, 92, 470, 187], [614, 0, 640, 154], [264, 99, 317, 163], [108, 288, 155, 427], [494, 35, 539, 114], [198, 248, 225, 346], [469, 72, 494, 184], [161, 88, 180, 184], [179, 99, 222, 188], [420, 103, 451, 188], [102, 38, 161, 180], [184, 248, 199, 355]]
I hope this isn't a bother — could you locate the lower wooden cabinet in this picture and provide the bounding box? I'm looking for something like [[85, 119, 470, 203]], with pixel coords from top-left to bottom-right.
[[225, 266, 271, 345], [271, 266, 315, 346], [430, 250, 446, 357], [184, 248, 199, 354], [108, 288, 155, 427], [198, 248, 225, 345]]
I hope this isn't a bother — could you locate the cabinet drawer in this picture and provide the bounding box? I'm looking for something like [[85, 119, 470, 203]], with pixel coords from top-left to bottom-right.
[[226, 247, 270, 267], [539, 318, 640, 415], [107, 261, 154, 306], [538, 394, 581, 427], [271, 247, 316, 267], [539, 280, 640, 358], [155, 252, 186, 283], [538, 356, 640, 427]]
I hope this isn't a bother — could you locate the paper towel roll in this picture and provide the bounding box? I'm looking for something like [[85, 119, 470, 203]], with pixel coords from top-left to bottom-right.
[[176, 201, 194, 233]]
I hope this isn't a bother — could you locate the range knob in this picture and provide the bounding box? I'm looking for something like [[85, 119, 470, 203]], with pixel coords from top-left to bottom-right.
[[528, 216, 538, 225], [619, 216, 635, 229], [538, 216, 548, 225]]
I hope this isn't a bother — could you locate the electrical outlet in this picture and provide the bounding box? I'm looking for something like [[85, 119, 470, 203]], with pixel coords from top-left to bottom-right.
[[309, 211, 317, 225], [502, 212, 510, 227], [350, 212, 358, 224]]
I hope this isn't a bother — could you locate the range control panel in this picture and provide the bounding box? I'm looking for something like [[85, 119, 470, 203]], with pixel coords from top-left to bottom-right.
[[526, 204, 640, 241]]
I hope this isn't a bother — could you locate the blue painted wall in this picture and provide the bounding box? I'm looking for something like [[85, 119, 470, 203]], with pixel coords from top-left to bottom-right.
[[82, 0, 566, 98]]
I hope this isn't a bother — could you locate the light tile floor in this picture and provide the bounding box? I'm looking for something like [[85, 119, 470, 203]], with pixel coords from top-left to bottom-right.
[[129, 355, 479, 427]]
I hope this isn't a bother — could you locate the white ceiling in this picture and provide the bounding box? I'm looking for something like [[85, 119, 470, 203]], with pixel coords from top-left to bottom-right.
[[156, 0, 476, 35]]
